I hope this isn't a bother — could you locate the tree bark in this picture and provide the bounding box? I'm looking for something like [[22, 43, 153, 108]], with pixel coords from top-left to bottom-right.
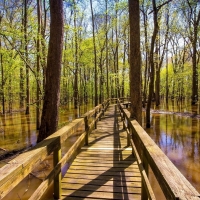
[[105, 0, 109, 99], [36, 0, 42, 129], [24, 0, 30, 115], [129, 0, 142, 124], [146, 0, 159, 128], [73, 0, 79, 109], [90, 0, 98, 106], [191, 9, 200, 104], [37, 0, 64, 142]]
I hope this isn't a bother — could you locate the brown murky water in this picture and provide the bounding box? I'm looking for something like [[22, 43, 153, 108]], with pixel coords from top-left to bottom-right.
[[0, 102, 93, 200], [0, 99, 200, 199], [144, 100, 200, 199]]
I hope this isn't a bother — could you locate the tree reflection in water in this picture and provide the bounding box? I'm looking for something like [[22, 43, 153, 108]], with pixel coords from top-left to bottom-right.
[[0, 100, 199, 199], [144, 100, 200, 197]]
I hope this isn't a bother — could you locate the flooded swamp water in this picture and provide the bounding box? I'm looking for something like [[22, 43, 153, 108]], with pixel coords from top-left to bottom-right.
[[144, 100, 200, 199], [0, 100, 200, 199], [0, 103, 93, 200]]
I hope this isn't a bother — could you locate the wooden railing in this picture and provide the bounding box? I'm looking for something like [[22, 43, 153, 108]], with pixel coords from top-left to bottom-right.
[[117, 99, 200, 200], [1, 97, 199, 200], [0, 99, 110, 200]]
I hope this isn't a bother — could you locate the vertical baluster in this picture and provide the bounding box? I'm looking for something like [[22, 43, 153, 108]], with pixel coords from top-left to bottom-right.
[[85, 116, 89, 146], [53, 146, 61, 199]]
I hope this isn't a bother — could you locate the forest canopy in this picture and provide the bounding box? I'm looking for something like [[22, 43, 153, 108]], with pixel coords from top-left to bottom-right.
[[0, 0, 199, 119]]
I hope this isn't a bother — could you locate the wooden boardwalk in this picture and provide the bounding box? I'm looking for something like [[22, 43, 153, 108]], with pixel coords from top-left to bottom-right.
[[61, 104, 142, 199]]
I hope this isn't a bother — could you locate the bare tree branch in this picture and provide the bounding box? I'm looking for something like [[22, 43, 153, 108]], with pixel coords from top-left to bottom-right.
[[0, 33, 43, 95], [149, 0, 173, 14]]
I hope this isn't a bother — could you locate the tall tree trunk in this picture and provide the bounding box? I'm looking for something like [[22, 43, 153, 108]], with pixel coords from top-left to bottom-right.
[[0, 15, 5, 114], [155, 39, 160, 106], [191, 9, 200, 104], [41, 0, 47, 90], [166, 43, 169, 104], [115, 0, 120, 98], [0, 53, 5, 114], [8, 75, 12, 113], [141, 5, 149, 108], [24, 0, 30, 115], [105, 0, 109, 99], [90, 0, 98, 106], [37, 0, 64, 142], [20, 8, 25, 109], [73, 0, 79, 109], [122, 38, 126, 98], [129, 0, 142, 124], [36, 0, 42, 129], [146, 0, 159, 128]]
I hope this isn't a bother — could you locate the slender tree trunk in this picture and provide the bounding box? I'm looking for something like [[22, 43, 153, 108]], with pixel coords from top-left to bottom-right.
[[41, 0, 47, 90], [19, 5, 25, 109], [8, 75, 12, 113], [141, 6, 149, 108], [90, 0, 98, 106], [166, 44, 169, 104], [36, 0, 42, 129], [105, 0, 109, 99], [191, 21, 199, 104], [0, 16, 5, 114], [37, 0, 64, 142], [73, 0, 79, 109], [155, 39, 160, 106], [115, 0, 120, 98], [191, 6, 200, 104], [24, 0, 30, 115], [122, 38, 126, 98], [146, 0, 159, 128], [0, 51, 5, 114], [129, 0, 142, 124]]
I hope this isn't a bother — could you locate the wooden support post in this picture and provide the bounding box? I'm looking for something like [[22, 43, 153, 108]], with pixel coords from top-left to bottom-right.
[[102, 104, 105, 116], [127, 124, 131, 147], [53, 146, 61, 199], [95, 109, 97, 129], [99, 106, 102, 121], [122, 111, 125, 129], [84, 116, 89, 145]]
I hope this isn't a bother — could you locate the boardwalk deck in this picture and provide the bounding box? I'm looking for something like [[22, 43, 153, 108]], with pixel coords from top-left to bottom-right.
[[61, 104, 142, 199]]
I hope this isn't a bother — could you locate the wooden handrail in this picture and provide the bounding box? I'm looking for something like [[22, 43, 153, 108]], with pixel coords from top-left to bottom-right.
[[0, 99, 110, 200], [117, 99, 200, 200]]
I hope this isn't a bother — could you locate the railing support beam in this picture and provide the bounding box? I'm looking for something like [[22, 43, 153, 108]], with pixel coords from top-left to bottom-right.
[[53, 146, 61, 199]]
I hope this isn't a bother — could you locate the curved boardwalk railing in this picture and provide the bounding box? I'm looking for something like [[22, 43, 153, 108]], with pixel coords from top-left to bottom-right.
[[0, 99, 110, 200], [117, 99, 200, 200]]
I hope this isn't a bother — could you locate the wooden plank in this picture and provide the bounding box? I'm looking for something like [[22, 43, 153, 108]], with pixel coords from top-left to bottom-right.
[[61, 183, 141, 194], [62, 178, 141, 187], [67, 169, 141, 176], [61, 190, 141, 200]]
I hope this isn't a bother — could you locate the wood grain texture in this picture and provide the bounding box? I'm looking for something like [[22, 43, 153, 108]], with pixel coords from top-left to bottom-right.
[[61, 105, 141, 199], [118, 101, 200, 200]]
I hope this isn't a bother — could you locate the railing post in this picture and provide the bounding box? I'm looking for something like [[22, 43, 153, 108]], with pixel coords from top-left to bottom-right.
[[122, 113, 126, 129], [127, 121, 130, 147], [99, 106, 102, 121], [102, 103, 105, 117], [53, 146, 61, 199], [95, 108, 97, 129], [85, 116, 89, 146]]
